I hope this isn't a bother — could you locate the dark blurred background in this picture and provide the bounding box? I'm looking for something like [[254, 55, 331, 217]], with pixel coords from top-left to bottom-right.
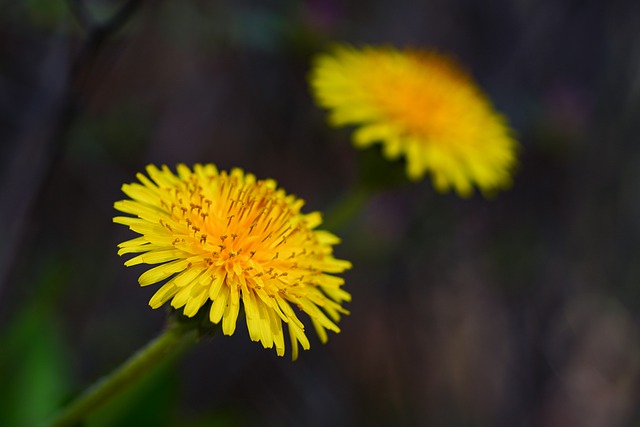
[[2, 0, 640, 426]]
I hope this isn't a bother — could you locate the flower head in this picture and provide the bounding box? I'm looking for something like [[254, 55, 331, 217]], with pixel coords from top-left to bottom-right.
[[310, 45, 518, 196], [114, 164, 351, 359]]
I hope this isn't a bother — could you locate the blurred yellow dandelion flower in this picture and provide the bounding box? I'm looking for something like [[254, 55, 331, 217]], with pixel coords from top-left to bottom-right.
[[310, 45, 518, 196], [114, 164, 351, 359]]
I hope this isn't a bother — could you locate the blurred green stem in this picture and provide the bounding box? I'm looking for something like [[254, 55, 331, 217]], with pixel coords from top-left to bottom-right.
[[44, 322, 198, 427], [322, 186, 371, 232]]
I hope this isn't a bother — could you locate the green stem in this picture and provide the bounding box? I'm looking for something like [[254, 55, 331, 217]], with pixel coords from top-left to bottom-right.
[[44, 323, 198, 427], [322, 187, 371, 232]]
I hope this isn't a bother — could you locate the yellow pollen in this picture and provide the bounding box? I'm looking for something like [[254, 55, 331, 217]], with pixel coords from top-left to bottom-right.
[[114, 163, 351, 359]]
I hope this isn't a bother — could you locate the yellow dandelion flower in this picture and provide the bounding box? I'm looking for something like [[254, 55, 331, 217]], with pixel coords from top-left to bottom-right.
[[309, 45, 518, 196], [113, 164, 351, 359]]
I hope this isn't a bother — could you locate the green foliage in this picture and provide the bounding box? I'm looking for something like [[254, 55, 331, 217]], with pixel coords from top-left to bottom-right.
[[25, 0, 70, 28], [0, 261, 71, 427], [85, 357, 179, 427]]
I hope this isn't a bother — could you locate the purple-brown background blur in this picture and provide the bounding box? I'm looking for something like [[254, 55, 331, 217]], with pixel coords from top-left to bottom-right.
[[2, 1, 640, 426]]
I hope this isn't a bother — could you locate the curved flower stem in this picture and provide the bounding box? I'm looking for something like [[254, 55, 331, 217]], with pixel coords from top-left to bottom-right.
[[44, 322, 198, 427]]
